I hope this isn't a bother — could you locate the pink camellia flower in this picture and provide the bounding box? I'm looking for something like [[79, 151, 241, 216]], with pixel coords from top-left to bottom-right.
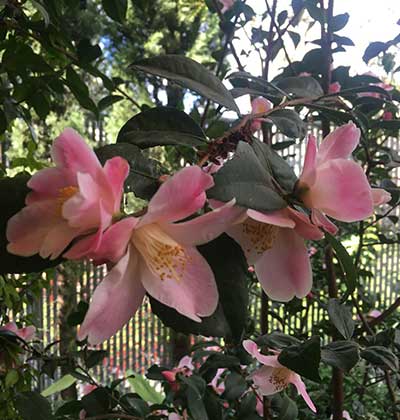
[[250, 97, 272, 133], [329, 81, 341, 94], [296, 122, 390, 227], [243, 340, 316, 413], [0, 322, 35, 341], [72, 166, 242, 344], [219, 0, 235, 13], [358, 73, 393, 99], [7, 128, 129, 260], [383, 111, 393, 121], [226, 206, 324, 301], [162, 356, 194, 392]]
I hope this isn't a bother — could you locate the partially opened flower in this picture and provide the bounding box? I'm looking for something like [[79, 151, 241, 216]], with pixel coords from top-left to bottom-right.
[[74, 166, 243, 344], [7, 128, 129, 260], [226, 206, 323, 301], [0, 322, 35, 342], [250, 97, 272, 133], [329, 81, 341, 94], [243, 339, 316, 413], [296, 122, 390, 226]]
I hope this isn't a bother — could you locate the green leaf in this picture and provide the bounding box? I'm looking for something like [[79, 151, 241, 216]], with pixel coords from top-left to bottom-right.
[[5, 369, 19, 387], [102, 0, 127, 22], [252, 138, 298, 193], [331, 13, 349, 32], [363, 41, 388, 63], [278, 336, 321, 382], [321, 341, 360, 372], [15, 392, 54, 420], [276, 76, 324, 98], [77, 39, 102, 64], [276, 393, 299, 420], [81, 387, 112, 416], [208, 141, 287, 212], [120, 394, 150, 417], [96, 143, 165, 200], [222, 371, 247, 400], [327, 85, 391, 99], [325, 232, 357, 299], [98, 95, 124, 111], [65, 67, 97, 115], [126, 370, 164, 404], [130, 55, 239, 113], [41, 374, 77, 397], [204, 388, 222, 420], [117, 107, 207, 149], [150, 234, 248, 343], [267, 109, 307, 138], [67, 301, 89, 326], [327, 298, 355, 339], [256, 331, 301, 349], [85, 350, 108, 369], [0, 174, 62, 274], [361, 346, 399, 371]]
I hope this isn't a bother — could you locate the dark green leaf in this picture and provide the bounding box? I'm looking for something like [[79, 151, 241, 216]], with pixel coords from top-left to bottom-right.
[[222, 371, 247, 400], [187, 386, 208, 420], [117, 107, 207, 148], [256, 331, 301, 349], [252, 138, 298, 193], [65, 67, 97, 114], [321, 341, 360, 371], [204, 388, 222, 420], [55, 401, 83, 417], [96, 143, 165, 200], [327, 298, 355, 339], [271, 140, 296, 151], [130, 55, 239, 112], [363, 42, 388, 63], [68, 301, 89, 326], [120, 394, 150, 417], [102, 0, 127, 22], [267, 109, 307, 138], [276, 393, 299, 420], [238, 392, 257, 417], [331, 13, 349, 32], [276, 76, 324, 98], [0, 174, 62, 274], [98, 95, 124, 111], [372, 120, 400, 131], [150, 234, 248, 342], [277, 10, 288, 26], [15, 392, 54, 420], [288, 31, 301, 48], [85, 350, 108, 369], [0, 108, 7, 134], [327, 85, 391, 99], [278, 336, 321, 382], [361, 346, 399, 371], [325, 232, 357, 299], [81, 387, 112, 416], [77, 39, 102, 63], [208, 141, 287, 211]]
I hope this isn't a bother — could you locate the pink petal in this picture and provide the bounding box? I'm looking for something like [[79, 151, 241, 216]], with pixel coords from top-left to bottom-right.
[[290, 373, 317, 413], [317, 122, 360, 164], [311, 209, 338, 235], [251, 365, 289, 395], [139, 246, 218, 321], [40, 221, 81, 260], [26, 168, 75, 204], [162, 200, 244, 246], [51, 128, 101, 176], [251, 97, 272, 114], [255, 228, 312, 301], [303, 159, 373, 222], [141, 166, 214, 225], [243, 340, 281, 367], [286, 208, 324, 240], [247, 209, 296, 228], [103, 157, 130, 212], [18, 326, 36, 341], [372, 188, 391, 206], [300, 135, 318, 185], [1, 322, 18, 334], [66, 217, 138, 263], [78, 247, 146, 345]]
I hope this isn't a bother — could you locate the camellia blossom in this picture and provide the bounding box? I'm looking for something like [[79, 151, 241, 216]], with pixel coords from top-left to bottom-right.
[[250, 97, 272, 133], [0, 322, 35, 341], [74, 166, 242, 344], [226, 206, 323, 301], [296, 122, 391, 227], [7, 128, 129, 260], [329, 81, 341, 94], [243, 339, 316, 413]]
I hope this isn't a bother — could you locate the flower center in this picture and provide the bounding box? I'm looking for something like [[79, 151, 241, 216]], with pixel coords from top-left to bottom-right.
[[242, 218, 278, 255], [269, 367, 290, 391], [132, 224, 189, 282], [57, 186, 79, 215]]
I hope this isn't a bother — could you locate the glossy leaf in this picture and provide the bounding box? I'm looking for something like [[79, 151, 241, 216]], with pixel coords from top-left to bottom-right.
[[102, 0, 127, 22], [276, 76, 324, 98], [41, 375, 77, 397], [361, 346, 399, 371], [321, 341, 359, 371], [267, 109, 307, 138], [130, 55, 239, 112], [126, 370, 164, 404], [15, 392, 54, 420], [327, 298, 355, 339]]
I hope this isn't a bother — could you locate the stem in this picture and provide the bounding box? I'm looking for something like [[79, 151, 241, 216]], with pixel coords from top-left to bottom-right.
[[384, 370, 400, 420]]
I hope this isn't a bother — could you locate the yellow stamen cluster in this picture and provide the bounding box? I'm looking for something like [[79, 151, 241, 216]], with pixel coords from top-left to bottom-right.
[[242, 218, 278, 255], [133, 224, 190, 282], [269, 367, 290, 391], [56, 186, 79, 215]]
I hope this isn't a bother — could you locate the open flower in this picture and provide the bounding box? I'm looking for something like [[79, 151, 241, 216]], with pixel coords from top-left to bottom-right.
[[74, 166, 242, 344], [243, 340, 316, 413], [296, 122, 390, 227], [227, 206, 323, 301], [0, 322, 35, 341], [7, 128, 129, 260]]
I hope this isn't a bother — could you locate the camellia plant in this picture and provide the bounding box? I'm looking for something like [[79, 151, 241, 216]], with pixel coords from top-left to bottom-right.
[[1, 0, 400, 420]]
